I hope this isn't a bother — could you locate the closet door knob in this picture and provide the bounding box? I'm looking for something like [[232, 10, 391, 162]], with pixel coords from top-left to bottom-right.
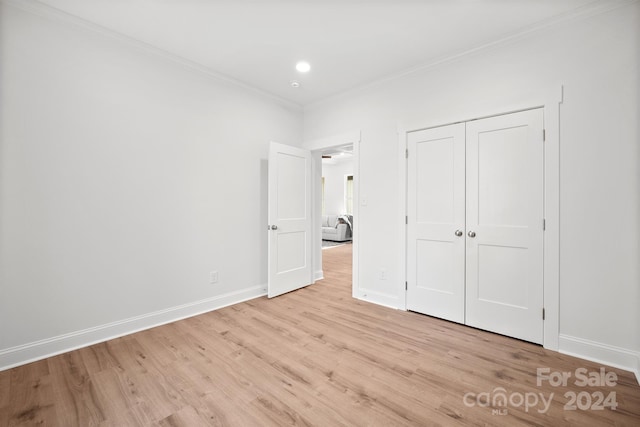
[[270, 225, 278, 230], [468, 231, 476, 238], [454, 230, 463, 237]]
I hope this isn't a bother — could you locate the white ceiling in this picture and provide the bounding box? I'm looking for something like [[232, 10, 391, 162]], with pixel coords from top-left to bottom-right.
[[35, 0, 601, 107]]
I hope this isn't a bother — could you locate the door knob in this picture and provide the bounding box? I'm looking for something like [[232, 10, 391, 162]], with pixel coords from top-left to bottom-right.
[[270, 225, 278, 230], [454, 230, 463, 237], [468, 231, 476, 238]]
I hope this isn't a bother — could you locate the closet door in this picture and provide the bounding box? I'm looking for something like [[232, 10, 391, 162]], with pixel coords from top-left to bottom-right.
[[465, 109, 544, 344], [407, 123, 466, 323]]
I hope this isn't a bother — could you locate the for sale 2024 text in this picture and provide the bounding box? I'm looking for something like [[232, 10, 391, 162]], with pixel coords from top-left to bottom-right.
[[537, 367, 618, 411]]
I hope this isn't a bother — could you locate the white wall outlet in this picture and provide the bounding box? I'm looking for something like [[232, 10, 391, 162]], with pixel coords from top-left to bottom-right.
[[210, 271, 219, 284], [380, 269, 387, 280]]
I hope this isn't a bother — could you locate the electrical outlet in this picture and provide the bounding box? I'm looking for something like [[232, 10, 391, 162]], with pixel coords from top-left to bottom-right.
[[380, 269, 387, 280], [210, 271, 219, 284]]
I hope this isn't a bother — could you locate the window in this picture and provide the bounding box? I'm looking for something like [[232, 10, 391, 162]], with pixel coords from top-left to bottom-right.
[[345, 175, 353, 215]]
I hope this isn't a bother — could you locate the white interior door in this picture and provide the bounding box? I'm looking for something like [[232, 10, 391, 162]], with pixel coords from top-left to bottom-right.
[[465, 109, 544, 344], [268, 142, 312, 298], [407, 123, 466, 323]]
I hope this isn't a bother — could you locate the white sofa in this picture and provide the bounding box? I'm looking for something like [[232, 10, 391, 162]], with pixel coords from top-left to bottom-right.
[[322, 215, 352, 242]]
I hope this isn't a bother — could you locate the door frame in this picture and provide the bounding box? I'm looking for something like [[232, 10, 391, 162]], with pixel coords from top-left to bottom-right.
[[397, 86, 562, 351], [304, 131, 361, 297]]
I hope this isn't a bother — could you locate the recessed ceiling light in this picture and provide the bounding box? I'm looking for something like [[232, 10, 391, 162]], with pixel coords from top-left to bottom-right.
[[290, 80, 300, 88], [295, 61, 311, 73]]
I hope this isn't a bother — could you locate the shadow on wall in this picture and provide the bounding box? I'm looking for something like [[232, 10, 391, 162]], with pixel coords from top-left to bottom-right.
[[636, 62, 640, 360], [0, 3, 4, 255], [260, 158, 268, 284]]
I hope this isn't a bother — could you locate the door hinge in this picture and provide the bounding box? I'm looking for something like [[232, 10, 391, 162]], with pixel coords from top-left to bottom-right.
[[543, 129, 546, 142], [405, 215, 408, 224], [542, 308, 546, 320], [543, 219, 546, 231], [405, 281, 408, 290], [405, 148, 409, 158]]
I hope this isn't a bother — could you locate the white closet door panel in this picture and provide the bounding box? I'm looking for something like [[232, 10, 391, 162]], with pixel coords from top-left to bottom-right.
[[407, 123, 465, 323], [465, 109, 544, 344]]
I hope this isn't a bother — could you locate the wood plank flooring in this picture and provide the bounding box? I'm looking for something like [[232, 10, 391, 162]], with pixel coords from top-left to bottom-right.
[[1, 243, 639, 426]]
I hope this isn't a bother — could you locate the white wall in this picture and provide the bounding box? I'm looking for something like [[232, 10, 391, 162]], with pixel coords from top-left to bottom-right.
[[304, 3, 640, 374], [2, 0, 638, 380], [0, 3, 302, 368], [322, 159, 353, 215]]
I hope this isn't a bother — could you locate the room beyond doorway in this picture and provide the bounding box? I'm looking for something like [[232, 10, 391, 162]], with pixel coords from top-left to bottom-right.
[[306, 130, 360, 297], [322, 240, 349, 249], [319, 144, 354, 284], [321, 240, 353, 284]]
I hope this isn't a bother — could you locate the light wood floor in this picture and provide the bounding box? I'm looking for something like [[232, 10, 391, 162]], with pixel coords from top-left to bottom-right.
[[1, 243, 639, 426]]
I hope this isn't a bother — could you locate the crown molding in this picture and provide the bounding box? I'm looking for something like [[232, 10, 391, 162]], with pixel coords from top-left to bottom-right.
[[305, 0, 639, 110], [1, 0, 303, 111]]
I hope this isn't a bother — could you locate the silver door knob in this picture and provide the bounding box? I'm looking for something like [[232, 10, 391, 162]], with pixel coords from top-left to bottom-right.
[[270, 225, 278, 230], [454, 230, 463, 237], [468, 231, 476, 238]]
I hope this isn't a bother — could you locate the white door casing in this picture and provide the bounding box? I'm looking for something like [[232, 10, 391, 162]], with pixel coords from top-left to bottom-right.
[[268, 142, 312, 298], [465, 108, 544, 344], [407, 123, 466, 323]]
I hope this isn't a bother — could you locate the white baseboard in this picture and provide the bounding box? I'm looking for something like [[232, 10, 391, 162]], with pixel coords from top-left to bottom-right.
[[559, 334, 640, 385], [314, 270, 324, 282], [0, 285, 267, 372], [355, 288, 400, 310]]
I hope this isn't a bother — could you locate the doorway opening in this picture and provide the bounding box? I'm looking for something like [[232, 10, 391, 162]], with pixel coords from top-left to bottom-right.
[[318, 145, 354, 282], [308, 131, 360, 297]]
